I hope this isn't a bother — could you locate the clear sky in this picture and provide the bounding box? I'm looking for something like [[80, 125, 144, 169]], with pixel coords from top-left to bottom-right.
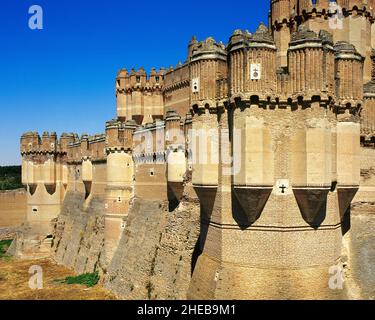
[[0, 0, 269, 165]]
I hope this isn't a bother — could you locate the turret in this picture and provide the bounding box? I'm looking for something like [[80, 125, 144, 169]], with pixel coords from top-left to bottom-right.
[[188, 36, 198, 60], [20, 132, 39, 186], [270, 0, 295, 67], [165, 110, 186, 201], [59, 133, 75, 153], [228, 24, 277, 101], [334, 41, 364, 106], [80, 134, 89, 156], [332, 41, 363, 220], [115, 67, 164, 125], [104, 119, 137, 264], [116, 68, 129, 121], [228, 25, 277, 223], [19, 132, 73, 239], [189, 37, 226, 214], [190, 37, 227, 110], [41, 131, 57, 153], [270, 0, 293, 24], [362, 49, 375, 141], [288, 26, 335, 100], [165, 109, 183, 146], [21, 132, 40, 154]]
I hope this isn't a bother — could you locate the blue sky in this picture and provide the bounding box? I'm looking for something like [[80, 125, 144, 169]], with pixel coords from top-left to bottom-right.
[[0, 0, 269, 165]]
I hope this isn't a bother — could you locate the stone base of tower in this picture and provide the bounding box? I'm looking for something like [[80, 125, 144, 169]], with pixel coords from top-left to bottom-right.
[[188, 253, 348, 300]]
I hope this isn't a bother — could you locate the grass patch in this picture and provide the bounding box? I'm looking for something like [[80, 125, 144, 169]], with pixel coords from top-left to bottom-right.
[[55, 271, 100, 288], [0, 240, 12, 259]]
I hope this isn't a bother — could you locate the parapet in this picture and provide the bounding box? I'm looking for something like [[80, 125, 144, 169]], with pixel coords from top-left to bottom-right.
[[290, 25, 321, 47], [66, 132, 106, 163], [116, 67, 165, 92], [105, 119, 138, 151], [163, 62, 190, 91], [21, 132, 76, 155], [190, 37, 227, 62], [228, 24, 276, 51], [334, 41, 364, 61], [295, 0, 374, 16]]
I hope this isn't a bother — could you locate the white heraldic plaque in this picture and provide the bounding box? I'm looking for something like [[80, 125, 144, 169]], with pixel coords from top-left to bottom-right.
[[250, 63, 261, 80]]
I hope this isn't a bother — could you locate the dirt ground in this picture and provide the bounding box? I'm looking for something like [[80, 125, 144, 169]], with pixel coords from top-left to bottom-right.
[[0, 258, 116, 300]]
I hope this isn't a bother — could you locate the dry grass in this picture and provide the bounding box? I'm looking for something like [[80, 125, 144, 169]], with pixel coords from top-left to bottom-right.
[[0, 258, 116, 300]]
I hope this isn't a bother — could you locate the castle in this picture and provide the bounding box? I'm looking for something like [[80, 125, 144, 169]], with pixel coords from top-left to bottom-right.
[[17, 0, 375, 299]]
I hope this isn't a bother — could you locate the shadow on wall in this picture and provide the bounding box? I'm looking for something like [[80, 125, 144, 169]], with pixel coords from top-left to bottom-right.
[[190, 187, 217, 276]]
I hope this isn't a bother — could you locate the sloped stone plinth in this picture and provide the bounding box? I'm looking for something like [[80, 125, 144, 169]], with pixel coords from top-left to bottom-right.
[[45, 183, 56, 195], [293, 188, 330, 226], [337, 187, 359, 220], [233, 186, 272, 224], [193, 185, 217, 220]]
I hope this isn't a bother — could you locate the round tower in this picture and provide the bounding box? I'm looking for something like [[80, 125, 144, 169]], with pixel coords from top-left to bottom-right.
[[334, 41, 363, 219], [288, 26, 335, 99], [288, 26, 335, 224], [227, 24, 277, 223], [104, 120, 137, 263], [188, 36, 198, 61], [116, 68, 129, 121], [190, 37, 226, 221], [334, 41, 364, 105], [165, 109, 186, 202], [362, 49, 375, 136], [270, 0, 295, 67], [228, 24, 277, 101], [20, 132, 70, 245]]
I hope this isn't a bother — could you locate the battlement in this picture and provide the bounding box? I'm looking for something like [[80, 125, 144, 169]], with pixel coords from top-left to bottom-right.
[[228, 24, 277, 50], [298, 0, 375, 17], [21, 131, 76, 155], [66, 133, 106, 163], [163, 62, 190, 92], [116, 67, 165, 92], [190, 37, 227, 62], [116, 67, 165, 125], [105, 119, 138, 152], [270, 0, 375, 27]]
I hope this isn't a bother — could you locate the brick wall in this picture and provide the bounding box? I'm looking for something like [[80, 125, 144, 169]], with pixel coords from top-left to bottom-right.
[[0, 189, 27, 227]]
